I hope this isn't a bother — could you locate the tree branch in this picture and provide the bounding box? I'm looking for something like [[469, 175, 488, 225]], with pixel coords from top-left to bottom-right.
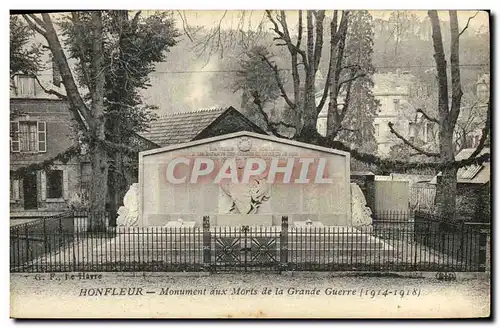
[[296, 10, 303, 49], [177, 11, 194, 42], [316, 63, 331, 113], [459, 11, 479, 37], [251, 91, 295, 138], [332, 11, 349, 47], [33, 75, 67, 100], [324, 133, 490, 171], [449, 10, 463, 126], [428, 10, 449, 119], [468, 101, 490, 159], [22, 14, 47, 36], [333, 11, 349, 95], [71, 12, 92, 90], [260, 53, 295, 109], [316, 11, 339, 114], [338, 73, 365, 90], [388, 122, 440, 157], [313, 10, 325, 75], [26, 13, 91, 131], [266, 10, 301, 103], [27, 14, 47, 30], [267, 10, 308, 69], [339, 72, 356, 120], [416, 108, 439, 124]]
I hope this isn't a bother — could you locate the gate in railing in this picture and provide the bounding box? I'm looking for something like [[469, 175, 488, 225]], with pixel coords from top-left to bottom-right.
[[206, 218, 283, 272], [10, 212, 490, 273]]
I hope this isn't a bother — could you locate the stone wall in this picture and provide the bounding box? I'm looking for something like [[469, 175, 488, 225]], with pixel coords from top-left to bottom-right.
[[10, 162, 86, 216], [10, 98, 87, 217], [456, 183, 490, 223], [10, 99, 77, 165]]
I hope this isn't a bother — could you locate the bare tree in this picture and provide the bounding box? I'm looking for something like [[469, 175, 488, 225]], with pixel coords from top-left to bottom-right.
[[387, 10, 490, 219], [253, 10, 367, 144]]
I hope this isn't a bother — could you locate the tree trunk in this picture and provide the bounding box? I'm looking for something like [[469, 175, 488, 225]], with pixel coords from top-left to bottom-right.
[[88, 11, 108, 230], [428, 10, 461, 221], [326, 11, 349, 139], [25, 13, 109, 228], [89, 143, 108, 230], [435, 125, 458, 220]]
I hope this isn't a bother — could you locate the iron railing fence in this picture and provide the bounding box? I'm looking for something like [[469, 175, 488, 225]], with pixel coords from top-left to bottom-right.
[[10, 213, 490, 273], [10, 211, 110, 270]]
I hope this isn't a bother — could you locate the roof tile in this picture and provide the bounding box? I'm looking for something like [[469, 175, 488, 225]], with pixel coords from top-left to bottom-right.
[[139, 107, 229, 146]]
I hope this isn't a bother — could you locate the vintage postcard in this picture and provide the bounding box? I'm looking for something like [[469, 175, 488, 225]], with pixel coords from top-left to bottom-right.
[[9, 9, 491, 319]]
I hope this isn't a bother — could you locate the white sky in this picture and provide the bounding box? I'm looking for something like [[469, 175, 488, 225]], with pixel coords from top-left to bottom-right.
[[168, 10, 489, 34]]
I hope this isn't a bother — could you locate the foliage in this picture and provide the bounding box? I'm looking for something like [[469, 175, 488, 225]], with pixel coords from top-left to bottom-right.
[[336, 11, 378, 154], [10, 145, 82, 179], [68, 190, 91, 211], [10, 15, 44, 78], [230, 45, 282, 130], [19, 11, 179, 215], [59, 11, 179, 140], [10, 15, 45, 119], [234, 46, 281, 108]]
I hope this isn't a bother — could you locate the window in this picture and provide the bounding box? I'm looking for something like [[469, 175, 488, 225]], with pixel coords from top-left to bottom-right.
[[393, 98, 400, 112], [10, 178, 19, 200], [374, 124, 380, 137], [16, 75, 37, 96], [424, 122, 434, 142], [10, 121, 46, 153], [10, 122, 19, 152], [46, 170, 63, 199], [408, 122, 416, 139]]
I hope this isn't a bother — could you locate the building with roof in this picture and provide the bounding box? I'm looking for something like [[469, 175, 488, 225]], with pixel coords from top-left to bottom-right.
[[139, 106, 268, 147], [315, 71, 416, 156], [430, 147, 491, 222], [371, 71, 417, 157], [9, 69, 89, 222], [9, 68, 157, 223]]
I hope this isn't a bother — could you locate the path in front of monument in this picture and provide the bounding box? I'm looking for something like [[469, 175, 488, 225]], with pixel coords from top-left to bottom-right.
[[10, 273, 490, 318]]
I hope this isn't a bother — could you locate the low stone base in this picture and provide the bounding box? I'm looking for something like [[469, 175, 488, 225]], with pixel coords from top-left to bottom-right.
[[216, 214, 272, 226]]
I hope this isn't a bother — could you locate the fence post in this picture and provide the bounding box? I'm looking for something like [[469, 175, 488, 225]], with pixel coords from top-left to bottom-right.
[[43, 218, 48, 255], [280, 216, 289, 271], [485, 230, 491, 273], [202, 216, 211, 272], [24, 224, 30, 269], [478, 227, 489, 272]]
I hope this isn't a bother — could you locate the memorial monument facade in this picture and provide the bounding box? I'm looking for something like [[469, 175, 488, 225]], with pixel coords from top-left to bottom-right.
[[138, 131, 352, 227]]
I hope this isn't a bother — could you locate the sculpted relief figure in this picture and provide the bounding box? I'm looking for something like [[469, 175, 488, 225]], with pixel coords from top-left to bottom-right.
[[116, 183, 140, 226], [219, 156, 271, 214], [220, 177, 271, 214], [350, 183, 373, 227]]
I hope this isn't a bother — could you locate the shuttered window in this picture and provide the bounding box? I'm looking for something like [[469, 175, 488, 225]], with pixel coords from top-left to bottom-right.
[[10, 121, 47, 153], [10, 178, 19, 200], [10, 122, 19, 152]]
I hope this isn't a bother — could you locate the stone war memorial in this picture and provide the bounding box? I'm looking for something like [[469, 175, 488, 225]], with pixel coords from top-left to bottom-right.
[[133, 131, 371, 228], [106, 131, 393, 271]]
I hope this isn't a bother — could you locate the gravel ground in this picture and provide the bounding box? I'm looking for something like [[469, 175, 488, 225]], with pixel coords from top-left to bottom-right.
[[10, 272, 490, 319]]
